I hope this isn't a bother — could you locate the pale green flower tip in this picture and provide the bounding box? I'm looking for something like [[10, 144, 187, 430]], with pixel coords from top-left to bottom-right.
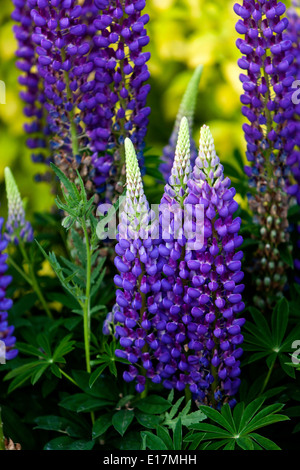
[[4, 167, 20, 199], [125, 138, 136, 164]]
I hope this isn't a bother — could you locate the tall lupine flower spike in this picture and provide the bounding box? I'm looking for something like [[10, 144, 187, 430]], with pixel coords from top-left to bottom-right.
[[4, 168, 34, 245], [79, 0, 151, 202], [113, 137, 160, 394], [12, 0, 51, 181], [12, 1, 151, 203], [185, 125, 245, 407], [285, 2, 300, 279], [0, 218, 18, 361], [160, 65, 203, 182], [234, 0, 297, 308]]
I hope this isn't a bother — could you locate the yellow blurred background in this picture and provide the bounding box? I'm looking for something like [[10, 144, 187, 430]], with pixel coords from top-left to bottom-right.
[[0, 0, 246, 217]]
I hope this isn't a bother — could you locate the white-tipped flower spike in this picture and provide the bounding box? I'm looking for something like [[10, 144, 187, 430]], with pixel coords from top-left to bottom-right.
[[122, 138, 150, 237], [160, 65, 203, 182], [169, 117, 192, 201], [4, 167, 33, 245], [195, 125, 224, 186]]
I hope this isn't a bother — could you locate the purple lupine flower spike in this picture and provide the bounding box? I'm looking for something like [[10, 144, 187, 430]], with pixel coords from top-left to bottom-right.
[[234, 0, 297, 307], [12, 0, 50, 180], [114, 137, 159, 393], [80, 0, 151, 201], [12, 0, 151, 203], [186, 125, 245, 406], [160, 66, 203, 183], [4, 168, 34, 245], [286, 2, 300, 278], [0, 218, 18, 361]]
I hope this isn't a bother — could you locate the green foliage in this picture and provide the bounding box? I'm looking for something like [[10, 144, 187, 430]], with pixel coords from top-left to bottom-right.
[[4, 334, 76, 393], [184, 398, 289, 450], [243, 298, 300, 378]]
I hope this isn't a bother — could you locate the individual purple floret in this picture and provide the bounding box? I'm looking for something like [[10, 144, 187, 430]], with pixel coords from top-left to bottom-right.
[[0, 218, 18, 361]]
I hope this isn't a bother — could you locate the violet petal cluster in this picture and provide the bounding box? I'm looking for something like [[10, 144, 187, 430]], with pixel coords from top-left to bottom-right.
[[0, 218, 18, 361], [12, 0, 151, 202], [113, 120, 244, 407], [81, 0, 151, 200]]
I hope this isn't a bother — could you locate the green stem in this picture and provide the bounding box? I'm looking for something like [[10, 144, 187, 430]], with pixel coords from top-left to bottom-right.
[[185, 386, 192, 405], [19, 244, 53, 320], [7, 257, 32, 286], [260, 357, 276, 395], [59, 368, 80, 388], [82, 219, 92, 374], [0, 408, 5, 451]]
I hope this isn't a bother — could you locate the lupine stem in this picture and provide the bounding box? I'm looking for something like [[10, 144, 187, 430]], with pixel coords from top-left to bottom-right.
[[19, 243, 53, 320], [260, 357, 276, 395], [81, 219, 92, 374], [0, 408, 5, 451], [59, 368, 80, 388], [7, 257, 32, 286]]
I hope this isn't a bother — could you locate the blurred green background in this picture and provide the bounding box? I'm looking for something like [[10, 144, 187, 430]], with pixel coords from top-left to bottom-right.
[[0, 0, 245, 218]]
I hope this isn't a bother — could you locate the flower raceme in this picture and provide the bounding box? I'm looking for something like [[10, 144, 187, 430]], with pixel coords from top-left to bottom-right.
[[12, 0, 151, 202], [4, 167, 34, 246], [113, 118, 245, 407], [234, 0, 298, 306], [0, 218, 18, 362]]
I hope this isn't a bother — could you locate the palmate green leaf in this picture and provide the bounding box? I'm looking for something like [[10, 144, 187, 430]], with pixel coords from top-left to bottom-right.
[[271, 297, 289, 347], [16, 342, 47, 358], [186, 423, 231, 438], [249, 433, 281, 450], [198, 405, 235, 433], [233, 402, 244, 431], [89, 364, 108, 388], [186, 398, 288, 451], [247, 307, 273, 344], [52, 335, 76, 362], [238, 397, 265, 432]]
